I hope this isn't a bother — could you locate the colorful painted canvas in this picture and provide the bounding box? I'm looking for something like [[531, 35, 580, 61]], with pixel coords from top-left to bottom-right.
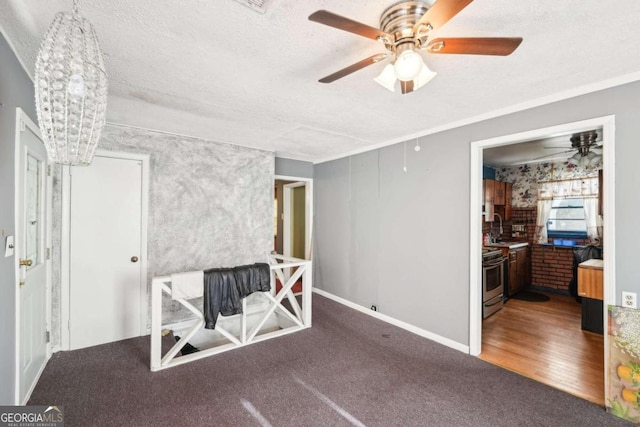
[[608, 305, 640, 423]]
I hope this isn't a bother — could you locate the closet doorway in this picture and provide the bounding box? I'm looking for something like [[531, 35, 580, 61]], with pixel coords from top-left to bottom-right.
[[61, 151, 149, 350]]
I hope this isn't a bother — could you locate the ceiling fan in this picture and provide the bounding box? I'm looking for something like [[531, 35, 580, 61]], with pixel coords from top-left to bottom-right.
[[534, 130, 603, 166], [308, 0, 523, 94]]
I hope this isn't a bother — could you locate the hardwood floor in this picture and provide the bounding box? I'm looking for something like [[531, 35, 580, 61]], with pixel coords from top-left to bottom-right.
[[479, 292, 605, 406]]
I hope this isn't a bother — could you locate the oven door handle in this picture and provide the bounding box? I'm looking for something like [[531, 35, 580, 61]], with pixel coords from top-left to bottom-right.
[[483, 257, 507, 267]]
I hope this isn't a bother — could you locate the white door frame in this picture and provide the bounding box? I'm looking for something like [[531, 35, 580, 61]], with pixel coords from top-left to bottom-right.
[[469, 115, 616, 398], [283, 182, 306, 260], [276, 175, 313, 260], [60, 150, 150, 350], [14, 108, 52, 404]]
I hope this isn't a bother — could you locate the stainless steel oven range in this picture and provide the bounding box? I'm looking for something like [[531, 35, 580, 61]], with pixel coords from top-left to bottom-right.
[[482, 248, 507, 318]]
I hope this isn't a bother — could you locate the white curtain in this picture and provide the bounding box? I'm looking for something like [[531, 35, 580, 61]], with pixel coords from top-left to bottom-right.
[[537, 177, 598, 199], [534, 199, 553, 244], [583, 197, 600, 242]]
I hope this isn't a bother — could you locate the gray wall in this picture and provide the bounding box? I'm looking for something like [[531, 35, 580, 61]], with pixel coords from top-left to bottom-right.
[[275, 157, 313, 179], [50, 125, 275, 343], [0, 32, 37, 404], [314, 80, 640, 346]]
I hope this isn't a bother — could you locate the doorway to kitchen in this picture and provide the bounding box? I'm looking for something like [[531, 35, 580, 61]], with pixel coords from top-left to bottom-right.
[[469, 115, 615, 405]]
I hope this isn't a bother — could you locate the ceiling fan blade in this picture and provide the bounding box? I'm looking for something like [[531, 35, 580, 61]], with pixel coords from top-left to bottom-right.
[[318, 53, 387, 83], [532, 149, 575, 161], [426, 37, 523, 56], [414, 0, 473, 32], [400, 80, 415, 95], [309, 10, 393, 42]]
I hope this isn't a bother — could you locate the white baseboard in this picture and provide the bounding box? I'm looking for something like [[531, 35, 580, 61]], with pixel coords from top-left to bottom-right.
[[313, 288, 469, 354]]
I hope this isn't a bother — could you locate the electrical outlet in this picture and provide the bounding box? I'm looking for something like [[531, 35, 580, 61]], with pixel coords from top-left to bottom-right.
[[622, 291, 638, 309]]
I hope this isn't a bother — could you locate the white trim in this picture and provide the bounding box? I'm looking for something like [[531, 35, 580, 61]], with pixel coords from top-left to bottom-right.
[[60, 166, 71, 350], [275, 175, 314, 261], [275, 175, 313, 183], [45, 132, 53, 359], [304, 181, 313, 261], [60, 150, 150, 350], [14, 109, 21, 405], [282, 181, 308, 260], [313, 288, 469, 354], [14, 108, 51, 404], [601, 117, 616, 405], [314, 73, 640, 165], [469, 142, 482, 356], [282, 183, 295, 259], [468, 115, 616, 402]]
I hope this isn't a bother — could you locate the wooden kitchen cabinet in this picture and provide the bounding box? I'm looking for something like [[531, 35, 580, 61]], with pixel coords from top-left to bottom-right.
[[483, 179, 495, 222], [578, 259, 603, 300], [578, 259, 604, 334], [507, 246, 529, 296], [483, 179, 511, 222], [494, 181, 506, 205], [508, 252, 517, 295]]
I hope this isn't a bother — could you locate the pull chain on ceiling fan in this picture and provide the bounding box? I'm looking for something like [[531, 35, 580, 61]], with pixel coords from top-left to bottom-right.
[[308, 0, 523, 94]]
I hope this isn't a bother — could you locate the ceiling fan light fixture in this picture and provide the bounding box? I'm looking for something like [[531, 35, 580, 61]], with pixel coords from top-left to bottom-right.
[[567, 151, 582, 165], [413, 62, 437, 89], [374, 63, 396, 92], [587, 151, 602, 165], [394, 44, 424, 81]]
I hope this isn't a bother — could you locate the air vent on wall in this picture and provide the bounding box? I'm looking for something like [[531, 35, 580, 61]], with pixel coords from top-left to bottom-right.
[[232, 0, 274, 14]]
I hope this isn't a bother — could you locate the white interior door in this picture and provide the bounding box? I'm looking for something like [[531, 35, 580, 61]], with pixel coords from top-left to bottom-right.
[[17, 111, 49, 404], [69, 154, 144, 350]]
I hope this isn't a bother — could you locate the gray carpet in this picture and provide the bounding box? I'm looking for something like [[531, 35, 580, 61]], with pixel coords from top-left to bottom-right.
[[29, 294, 627, 426]]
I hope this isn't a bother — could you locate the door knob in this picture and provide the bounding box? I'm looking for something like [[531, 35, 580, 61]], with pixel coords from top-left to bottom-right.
[[19, 259, 32, 267], [131, 256, 139, 263]]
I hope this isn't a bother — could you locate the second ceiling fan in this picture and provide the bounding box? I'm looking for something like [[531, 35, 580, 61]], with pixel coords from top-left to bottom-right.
[[309, 0, 523, 94]]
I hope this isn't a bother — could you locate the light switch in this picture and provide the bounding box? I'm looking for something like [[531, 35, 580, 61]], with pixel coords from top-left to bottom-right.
[[4, 235, 14, 257]]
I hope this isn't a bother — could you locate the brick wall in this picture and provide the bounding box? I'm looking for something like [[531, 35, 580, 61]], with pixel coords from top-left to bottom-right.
[[530, 245, 574, 291], [482, 207, 536, 244], [482, 199, 590, 293]]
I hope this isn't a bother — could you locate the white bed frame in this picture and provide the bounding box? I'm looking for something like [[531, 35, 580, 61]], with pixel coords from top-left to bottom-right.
[[150, 254, 312, 371]]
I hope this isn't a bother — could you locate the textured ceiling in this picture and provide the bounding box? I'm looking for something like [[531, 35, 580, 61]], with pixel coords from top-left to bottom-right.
[[1, 0, 640, 162]]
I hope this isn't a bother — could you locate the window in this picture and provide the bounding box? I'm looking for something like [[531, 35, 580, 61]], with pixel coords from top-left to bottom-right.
[[546, 198, 587, 239]]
